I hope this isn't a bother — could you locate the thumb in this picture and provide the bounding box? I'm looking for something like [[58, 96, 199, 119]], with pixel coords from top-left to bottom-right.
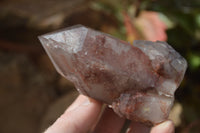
[[45, 95, 102, 133]]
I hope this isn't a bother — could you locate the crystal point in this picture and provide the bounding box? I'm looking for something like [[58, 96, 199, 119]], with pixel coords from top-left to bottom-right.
[[38, 25, 187, 125]]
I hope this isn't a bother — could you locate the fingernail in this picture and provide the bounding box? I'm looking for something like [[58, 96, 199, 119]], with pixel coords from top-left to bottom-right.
[[82, 98, 91, 106], [151, 120, 174, 133], [67, 96, 91, 112], [159, 121, 174, 133]]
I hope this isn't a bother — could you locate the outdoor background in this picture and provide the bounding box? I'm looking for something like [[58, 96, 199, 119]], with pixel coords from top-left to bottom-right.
[[0, 0, 200, 133]]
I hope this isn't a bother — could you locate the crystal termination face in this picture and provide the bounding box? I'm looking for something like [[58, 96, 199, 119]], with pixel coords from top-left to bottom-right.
[[38, 25, 187, 125]]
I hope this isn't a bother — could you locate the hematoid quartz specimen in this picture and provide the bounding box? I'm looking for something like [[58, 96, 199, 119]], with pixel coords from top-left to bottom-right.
[[38, 25, 187, 125]]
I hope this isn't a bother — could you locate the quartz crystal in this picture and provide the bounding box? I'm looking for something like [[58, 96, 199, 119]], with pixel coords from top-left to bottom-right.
[[38, 25, 187, 125]]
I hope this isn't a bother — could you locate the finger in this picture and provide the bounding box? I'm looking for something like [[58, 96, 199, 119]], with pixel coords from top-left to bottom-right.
[[93, 106, 125, 133], [126, 121, 150, 133], [150, 120, 174, 133], [45, 95, 102, 133]]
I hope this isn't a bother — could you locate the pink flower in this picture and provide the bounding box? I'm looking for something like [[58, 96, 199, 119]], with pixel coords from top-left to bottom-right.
[[135, 11, 167, 41], [123, 11, 167, 42]]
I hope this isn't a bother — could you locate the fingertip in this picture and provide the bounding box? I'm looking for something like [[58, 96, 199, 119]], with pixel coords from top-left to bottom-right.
[[151, 120, 174, 133]]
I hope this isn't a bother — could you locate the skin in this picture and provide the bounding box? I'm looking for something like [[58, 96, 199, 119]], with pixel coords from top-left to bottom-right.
[[44, 95, 174, 133]]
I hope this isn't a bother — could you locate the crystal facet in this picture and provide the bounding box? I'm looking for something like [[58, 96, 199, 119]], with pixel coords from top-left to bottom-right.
[[38, 25, 187, 125]]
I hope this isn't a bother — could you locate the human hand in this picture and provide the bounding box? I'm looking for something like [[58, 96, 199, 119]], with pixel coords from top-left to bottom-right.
[[44, 95, 174, 133]]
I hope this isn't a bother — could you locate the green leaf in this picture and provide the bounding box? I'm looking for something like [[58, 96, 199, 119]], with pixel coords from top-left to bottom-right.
[[189, 54, 200, 69]]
